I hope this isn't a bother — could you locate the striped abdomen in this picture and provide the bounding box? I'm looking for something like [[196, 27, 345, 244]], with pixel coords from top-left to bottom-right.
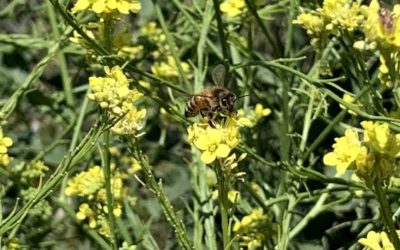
[[185, 95, 214, 117]]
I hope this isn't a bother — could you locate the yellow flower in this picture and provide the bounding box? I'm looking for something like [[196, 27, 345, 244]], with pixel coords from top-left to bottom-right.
[[65, 166, 104, 196], [237, 103, 271, 127], [194, 127, 231, 164], [358, 230, 400, 250], [0, 128, 13, 154], [76, 203, 94, 220], [220, 0, 246, 17], [339, 93, 363, 115], [318, 0, 363, 32], [361, 121, 400, 157], [151, 56, 191, 80], [233, 208, 269, 248], [111, 104, 146, 135], [378, 52, 400, 88], [363, 0, 400, 48], [72, 0, 141, 14], [293, 12, 324, 36], [227, 190, 240, 203], [88, 66, 144, 117], [140, 22, 166, 43], [323, 129, 365, 174]]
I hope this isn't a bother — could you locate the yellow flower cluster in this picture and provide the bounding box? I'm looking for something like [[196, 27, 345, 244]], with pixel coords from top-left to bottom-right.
[[323, 121, 400, 183], [237, 103, 271, 127], [378, 52, 400, 88], [88, 66, 146, 135], [65, 165, 125, 237], [220, 0, 246, 17], [151, 56, 191, 81], [72, 0, 141, 14], [362, 0, 400, 48], [233, 208, 269, 249], [0, 128, 13, 166], [140, 22, 166, 44], [187, 118, 241, 164], [358, 230, 400, 250], [339, 93, 363, 115], [294, 0, 363, 41]]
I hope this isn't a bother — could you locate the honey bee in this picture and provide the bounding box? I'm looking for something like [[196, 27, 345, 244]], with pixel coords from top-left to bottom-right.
[[379, 8, 395, 33], [184, 65, 237, 127]]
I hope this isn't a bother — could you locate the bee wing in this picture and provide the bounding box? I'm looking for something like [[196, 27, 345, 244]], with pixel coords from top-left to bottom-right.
[[211, 64, 226, 86]]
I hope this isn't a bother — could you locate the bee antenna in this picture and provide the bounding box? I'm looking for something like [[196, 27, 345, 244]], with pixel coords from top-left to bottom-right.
[[237, 94, 249, 99]]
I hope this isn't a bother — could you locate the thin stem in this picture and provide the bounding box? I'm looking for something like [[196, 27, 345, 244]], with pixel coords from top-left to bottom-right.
[[215, 160, 230, 250], [100, 128, 117, 249], [46, 0, 74, 107], [212, 0, 230, 68], [373, 181, 400, 249]]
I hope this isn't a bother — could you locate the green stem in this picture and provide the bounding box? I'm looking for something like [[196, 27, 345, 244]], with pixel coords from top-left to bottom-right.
[[100, 128, 117, 249], [373, 181, 400, 249], [212, 0, 230, 67], [215, 160, 230, 250], [46, 0, 74, 107]]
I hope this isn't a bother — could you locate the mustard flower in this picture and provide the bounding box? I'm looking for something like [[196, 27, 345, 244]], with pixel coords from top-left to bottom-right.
[[237, 103, 271, 127], [88, 66, 144, 117], [233, 208, 269, 249], [151, 56, 192, 80], [0, 128, 13, 154], [363, 0, 400, 48], [72, 0, 141, 14], [111, 104, 146, 135], [140, 22, 165, 43], [318, 0, 363, 32], [119, 242, 137, 250], [227, 190, 240, 203], [220, 0, 246, 17], [358, 230, 400, 250], [66, 165, 127, 237], [323, 129, 365, 174], [293, 12, 324, 36], [65, 166, 104, 196], [324, 121, 400, 183], [193, 127, 231, 164], [339, 93, 363, 115], [188, 117, 242, 164], [361, 121, 400, 157], [378, 52, 400, 88]]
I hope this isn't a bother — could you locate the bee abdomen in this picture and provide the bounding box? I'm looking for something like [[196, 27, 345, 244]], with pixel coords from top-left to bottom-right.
[[185, 97, 199, 117]]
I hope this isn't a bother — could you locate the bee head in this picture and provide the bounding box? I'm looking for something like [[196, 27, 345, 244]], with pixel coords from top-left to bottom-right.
[[219, 92, 236, 112]]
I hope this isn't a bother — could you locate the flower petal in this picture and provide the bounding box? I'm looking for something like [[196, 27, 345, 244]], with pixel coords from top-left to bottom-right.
[[216, 144, 231, 158], [201, 150, 216, 164]]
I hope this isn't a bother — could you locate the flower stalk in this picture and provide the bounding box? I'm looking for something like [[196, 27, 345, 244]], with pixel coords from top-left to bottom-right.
[[215, 160, 230, 250], [373, 180, 400, 249]]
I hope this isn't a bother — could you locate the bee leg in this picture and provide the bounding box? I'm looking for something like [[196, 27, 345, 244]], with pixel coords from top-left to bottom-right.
[[200, 109, 216, 128]]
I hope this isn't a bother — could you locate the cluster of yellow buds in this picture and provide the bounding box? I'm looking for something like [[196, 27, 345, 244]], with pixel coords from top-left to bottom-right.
[[294, 0, 362, 43], [339, 93, 363, 115], [187, 117, 242, 164], [323, 121, 400, 184], [362, 0, 400, 48], [237, 103, 271, 127], [65, 165, 125, 237], [220, 0, 246, 17], [233, 208, 270, 248], [72, 0, 141, 14], [358, 230, 400, 249], [20, 161, 49, 183], [140, 22, 166, 44], [88, 66, 146, 135], [0, 127, 13, 166], [151, 56, 192, 81]]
